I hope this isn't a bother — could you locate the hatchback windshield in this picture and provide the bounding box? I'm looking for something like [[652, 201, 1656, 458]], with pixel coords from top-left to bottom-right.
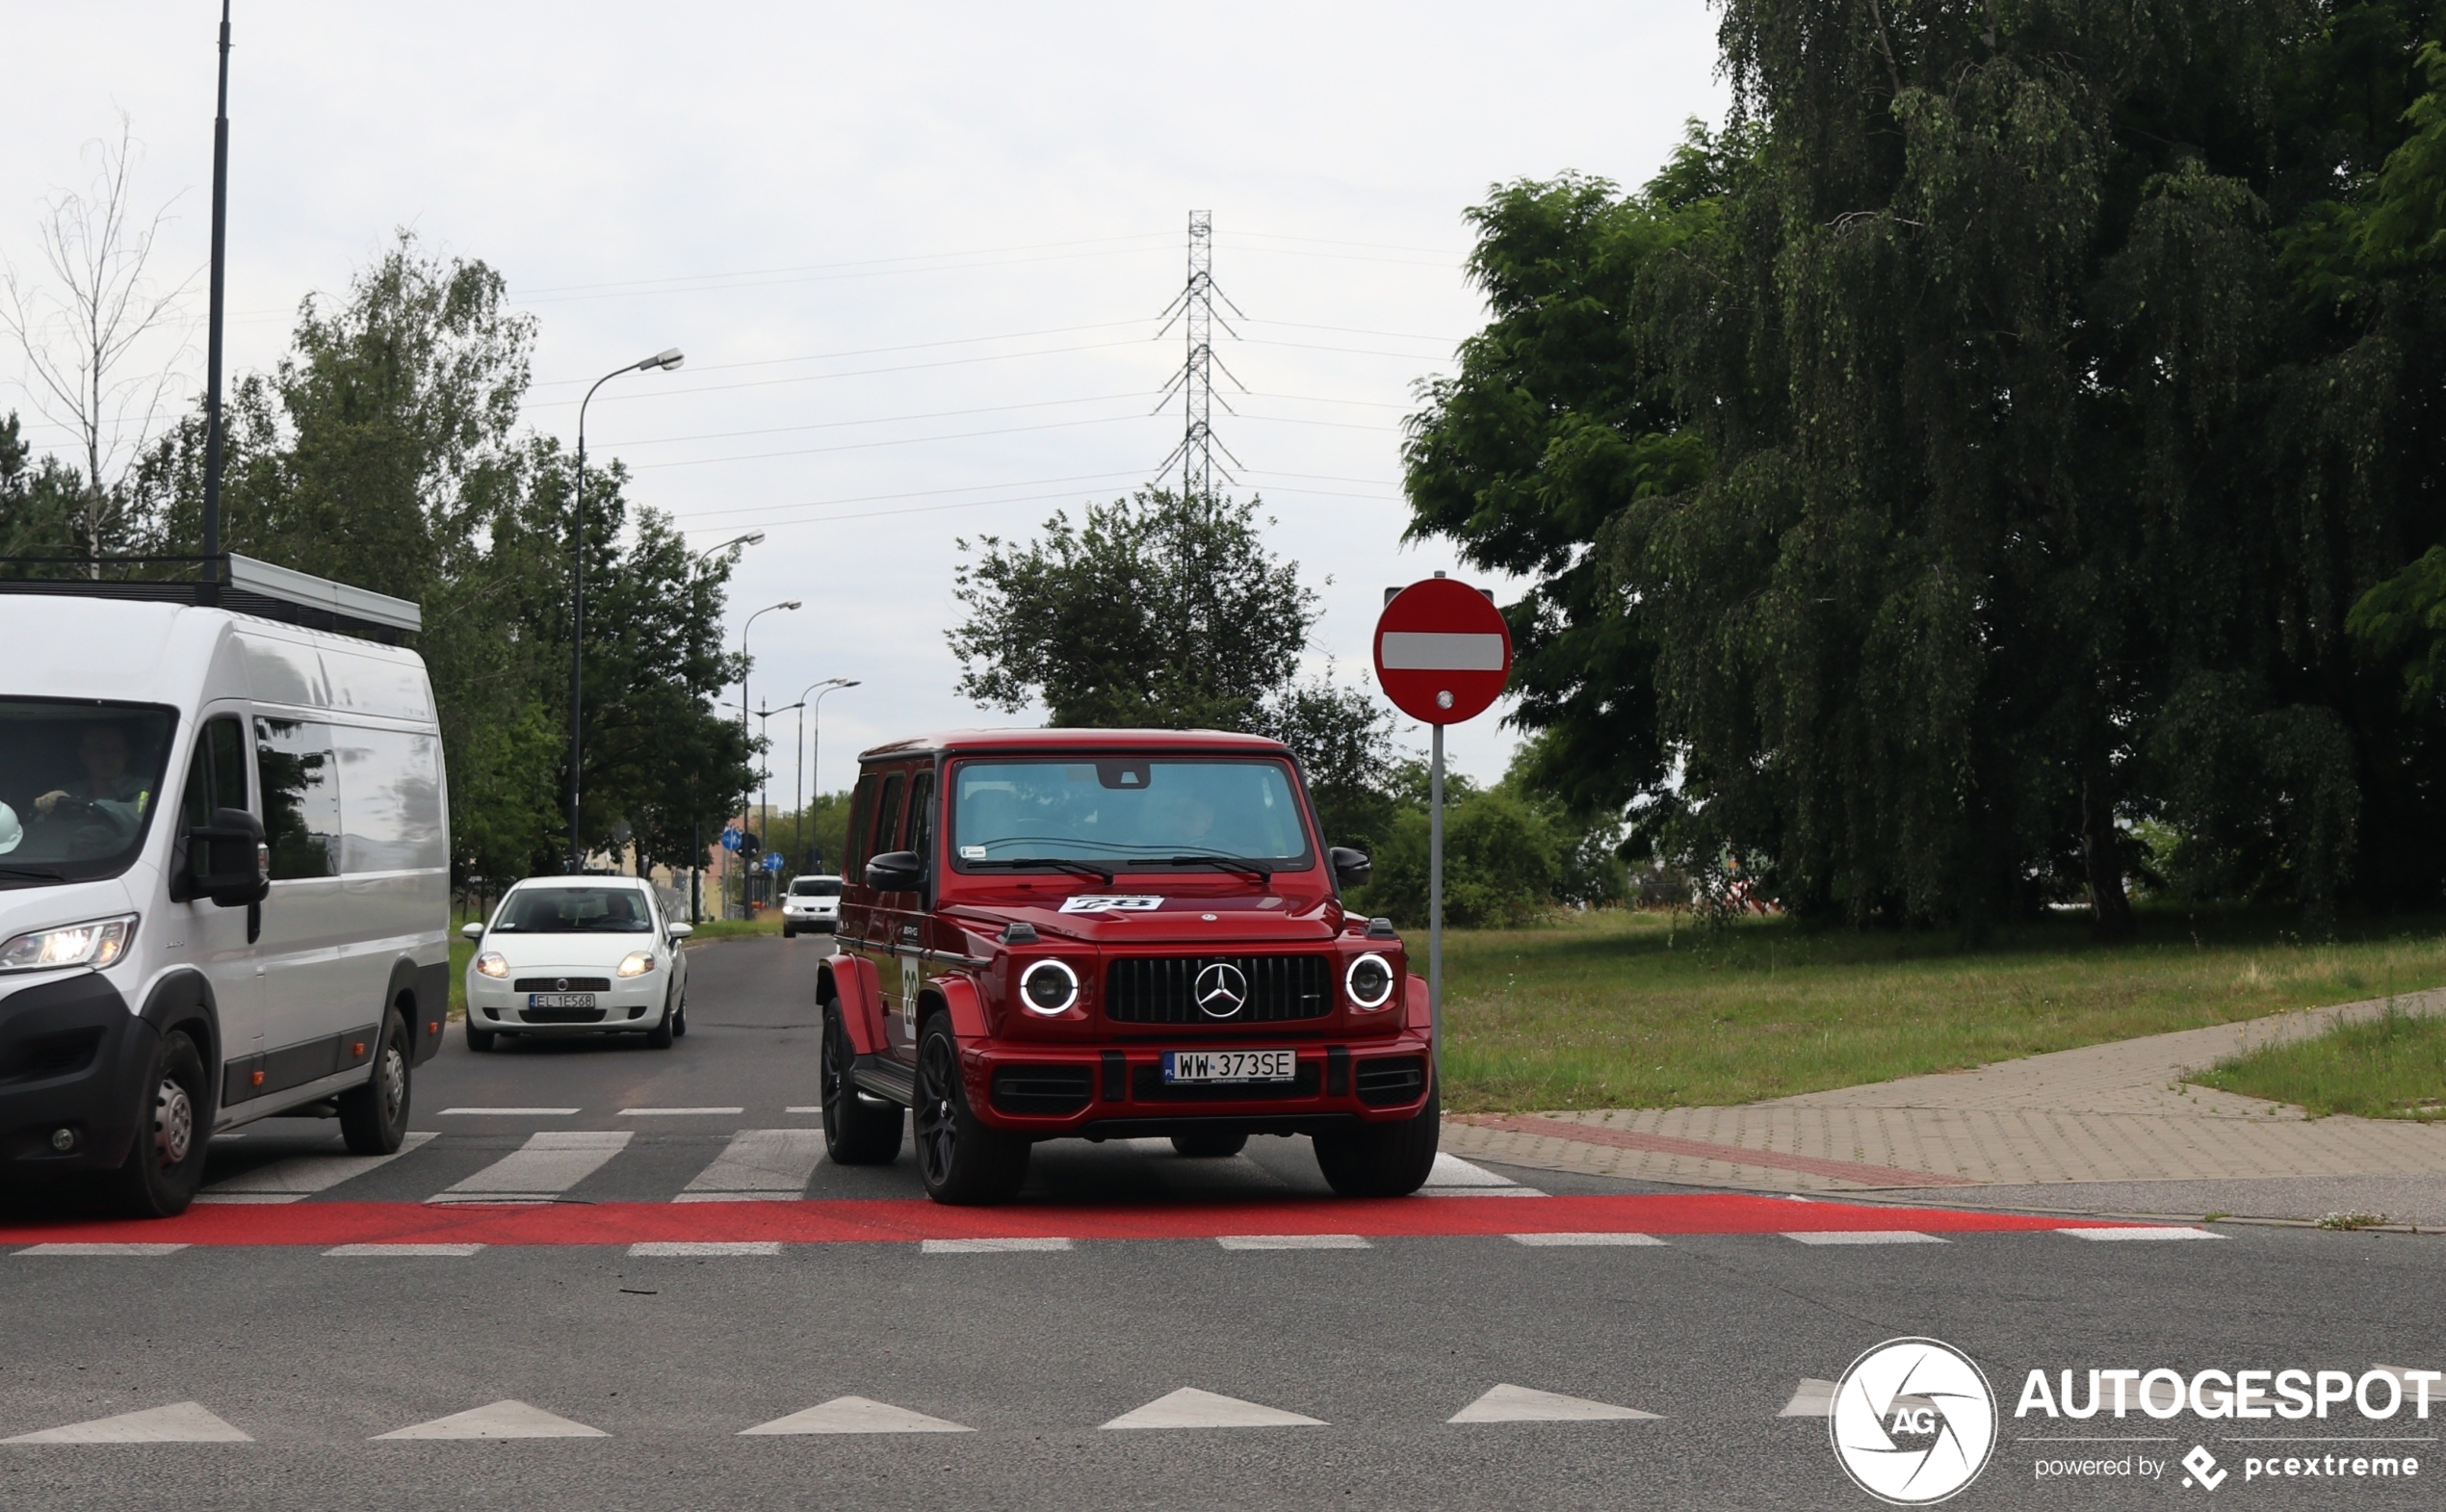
[[494, 886, 654, 932], [950, 759, 1312, 870], [791, 877, 841, 897], [0, 699, 178, 888]]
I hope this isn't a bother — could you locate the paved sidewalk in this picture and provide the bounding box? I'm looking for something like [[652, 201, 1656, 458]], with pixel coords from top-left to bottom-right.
[[1444, 986, 2446, 1224]]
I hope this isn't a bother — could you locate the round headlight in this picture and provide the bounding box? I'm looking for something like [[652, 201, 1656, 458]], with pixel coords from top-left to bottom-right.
[[1019, 958, 1080, 1016], [1344, 952, 1395, 1010], [474, 952, 509, 979], [616, 951, 657, 978]]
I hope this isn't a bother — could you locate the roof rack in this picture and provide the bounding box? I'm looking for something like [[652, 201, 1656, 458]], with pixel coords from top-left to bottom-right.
[[0, 553, 420, 645]]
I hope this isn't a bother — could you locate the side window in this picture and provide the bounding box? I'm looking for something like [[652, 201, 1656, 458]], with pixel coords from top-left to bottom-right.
[[872, 773, 905, 859], [905, 771, 935, 878], [254, 717, 341, 880], [178, 717, 249, 830], [844, 774, 876, 873], [334, 726, 446, 873]]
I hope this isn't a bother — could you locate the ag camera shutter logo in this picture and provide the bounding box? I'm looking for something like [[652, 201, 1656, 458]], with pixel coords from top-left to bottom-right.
[[1831, 1338, 1998, 1504]]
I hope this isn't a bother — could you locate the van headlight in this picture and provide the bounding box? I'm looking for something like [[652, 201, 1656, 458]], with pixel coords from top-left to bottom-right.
[[616, 951, 658, 978], [1018, 959, 1079, 1016], [474, 952, 509, 979], [0, 914, 137, 972], [1344, 952, 1395, 1010]]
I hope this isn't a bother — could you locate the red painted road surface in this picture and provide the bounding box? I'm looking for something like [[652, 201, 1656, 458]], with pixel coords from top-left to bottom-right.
[[0, 1194, 2146, 1248]]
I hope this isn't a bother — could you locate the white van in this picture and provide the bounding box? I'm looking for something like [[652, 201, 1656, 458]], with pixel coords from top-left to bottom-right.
[[0, 559, 449, 1216]]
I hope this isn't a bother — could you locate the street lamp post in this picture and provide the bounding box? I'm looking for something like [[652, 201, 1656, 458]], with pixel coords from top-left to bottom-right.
[[733, 599, 799, 917], [567, 346, 684, 873], [754, 699, 802, 902], [795, 678, 859, 873], [684, 533, 764, 923]]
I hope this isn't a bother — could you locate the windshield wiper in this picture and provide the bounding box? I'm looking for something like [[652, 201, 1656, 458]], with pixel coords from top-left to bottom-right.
[[967, 857, 1116, 885], [1150, 854, 1274, 888], [0, 865, 67, 883]]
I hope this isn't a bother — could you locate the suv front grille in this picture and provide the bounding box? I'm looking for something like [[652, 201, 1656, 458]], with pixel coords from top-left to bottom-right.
[[512, 978, 612, 993], [1355, 1056, 1426, 1107], [1104, 955, 1332, 1025], [991, 1064, 1094, 1116]]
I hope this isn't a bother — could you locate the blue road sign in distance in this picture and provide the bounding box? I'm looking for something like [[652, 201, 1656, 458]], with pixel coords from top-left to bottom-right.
[[764, 851, 785, 872], [719, 828, 742, 851]]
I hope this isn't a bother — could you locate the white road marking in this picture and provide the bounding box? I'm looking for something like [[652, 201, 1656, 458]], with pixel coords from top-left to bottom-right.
[[1421, 1153, 1545, 1196], [1780, 1379, 1837, 1418], [674, 1129, 827, 1201], [438, 1108, 578, 1116], [1216, 1234, 1371, 1250], [1782, 1231, 1947, 1245], [195, 1131, 437, 1203], [2059, 1226, 2222, 1241], [1100, 1388, 1326, 1429], [3, 1402, 251, 1444], [373, 1400, 609, 1440], [628, 1241, 782, 1257], [783, 1106, 823, 1113], [13, 1243, 188, 1257], [740, 1397, 973, 1435], [325, 1243, 483, 1257], [922, 1237, 1073, 1253], [1508, 1232, 1668, 1247], [429, 1131, 632, 1204], [1448, 1384, 1661, 1422], [617, 1107, 745, 1116]]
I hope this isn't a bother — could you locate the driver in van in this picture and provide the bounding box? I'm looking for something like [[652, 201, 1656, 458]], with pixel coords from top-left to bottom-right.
[[34, 723, 149, 834]]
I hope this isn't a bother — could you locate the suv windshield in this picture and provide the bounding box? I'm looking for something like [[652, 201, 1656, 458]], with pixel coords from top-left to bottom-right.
[[493, 886, 655, 932], [950, 759, 1313, 871], [791, 877, 841, 897], [0, 699, 178, 888]]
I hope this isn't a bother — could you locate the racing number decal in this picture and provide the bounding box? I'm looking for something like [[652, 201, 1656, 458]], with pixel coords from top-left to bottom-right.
[[899, 953, 920, 1041]]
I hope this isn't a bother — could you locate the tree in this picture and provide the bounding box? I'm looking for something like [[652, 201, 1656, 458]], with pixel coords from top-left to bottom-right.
[[0, 412, 84, 557], [950, 488, 1316, 730], [1250, 675, 1403, 853]]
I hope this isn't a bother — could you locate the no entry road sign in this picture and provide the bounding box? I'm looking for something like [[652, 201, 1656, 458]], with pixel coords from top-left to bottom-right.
[[1373, 575, 1512, 725]]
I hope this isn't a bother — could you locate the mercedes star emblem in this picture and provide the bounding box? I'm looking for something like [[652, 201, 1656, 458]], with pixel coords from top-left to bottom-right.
[[1193, 961, 1249, 1019]]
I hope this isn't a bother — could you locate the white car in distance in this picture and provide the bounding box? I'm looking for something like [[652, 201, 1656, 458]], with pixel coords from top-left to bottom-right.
[[781, 873, 842, 937], [462, 879, 691, 1051]]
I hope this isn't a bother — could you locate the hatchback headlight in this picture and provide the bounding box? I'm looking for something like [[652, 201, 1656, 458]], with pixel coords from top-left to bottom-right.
[[1344, 952, 1395, 1010], [474, 951, 509, 979], [616, 951, 658, 978], [1019, 958, 1079, 1016], [0, 914, 137, 972]]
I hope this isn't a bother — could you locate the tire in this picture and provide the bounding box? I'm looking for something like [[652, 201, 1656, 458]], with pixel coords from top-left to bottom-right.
[[912, 1014, 1028, 1204], [671, 996, 688, 1038], [337, 1012, 412, 1155], [109, 1030, 210, 1218], [465, 1020, 496, 1053], [783, 922, 796, 939], [820, 1003, 903, 1163], [1313, 1082, 1441, 1198], [644, 997, 676, 1049], [1171, 1130, 1249, 1159]]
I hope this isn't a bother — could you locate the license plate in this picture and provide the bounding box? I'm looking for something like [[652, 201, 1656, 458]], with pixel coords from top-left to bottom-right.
[[1162, 1050, 1296, 1083], [528, 992, 597, 1010]]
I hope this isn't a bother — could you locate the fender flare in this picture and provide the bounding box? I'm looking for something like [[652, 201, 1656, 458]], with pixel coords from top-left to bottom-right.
[[1403, 973, 1431, 1033], [138, 969, 221, 1118], [930, 972, 992, 1040], [820, 954, 888, 1056]]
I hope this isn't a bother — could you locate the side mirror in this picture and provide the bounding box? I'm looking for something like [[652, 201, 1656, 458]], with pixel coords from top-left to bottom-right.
[[460, 922, 484, 941], [191, 807, 270, 908], [865, 849, 923, 892], [667, 922, 694, 940], [1330, 847, 1371, 891]]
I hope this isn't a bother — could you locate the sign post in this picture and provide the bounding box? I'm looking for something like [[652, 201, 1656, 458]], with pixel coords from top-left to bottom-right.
[[1372, 573, 1512, 1082]]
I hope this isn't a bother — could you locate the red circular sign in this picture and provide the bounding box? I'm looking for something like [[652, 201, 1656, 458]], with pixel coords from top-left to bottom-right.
[[1372, 577, 1512, 725]]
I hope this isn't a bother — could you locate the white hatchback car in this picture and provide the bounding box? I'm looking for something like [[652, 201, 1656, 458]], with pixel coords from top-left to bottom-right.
[[461, 879, 691, 1051], [780, 873, 842, 937]]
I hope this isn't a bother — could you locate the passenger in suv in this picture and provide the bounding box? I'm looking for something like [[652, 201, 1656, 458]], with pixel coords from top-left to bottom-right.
[[815, 730, 1436, 1205]]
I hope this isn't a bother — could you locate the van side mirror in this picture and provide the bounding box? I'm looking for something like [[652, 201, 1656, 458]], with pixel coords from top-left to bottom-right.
[[460, 922, 484, 941], [191, 807, 270, 908], [865, 849, 923, 892], [667, 922, 694, 940], [1330, 847, 1371, 891]]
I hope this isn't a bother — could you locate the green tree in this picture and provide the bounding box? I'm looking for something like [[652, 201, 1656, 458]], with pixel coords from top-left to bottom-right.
[[1250, 675, 1403, 854], [0, 412, 84, 558]]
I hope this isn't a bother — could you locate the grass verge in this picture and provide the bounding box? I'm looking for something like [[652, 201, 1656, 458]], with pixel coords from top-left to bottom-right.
[[1440, 907, 2446, 1112], [2188, 1007, 2446, 1120]]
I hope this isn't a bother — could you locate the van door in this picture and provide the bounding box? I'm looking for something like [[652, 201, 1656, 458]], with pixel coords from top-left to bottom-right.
[[250, 715, 356, 1099], [174, 711, 266, 1112]]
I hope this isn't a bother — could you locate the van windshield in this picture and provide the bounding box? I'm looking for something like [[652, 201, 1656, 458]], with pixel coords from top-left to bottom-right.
[[791, 877, 841, 897], [493, 886, 655, 933], [950, 759, 1313, 871], [0, 699, 178, 889]]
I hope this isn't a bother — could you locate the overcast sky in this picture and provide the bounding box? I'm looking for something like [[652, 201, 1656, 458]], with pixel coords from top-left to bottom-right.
[[4, 1, 1728, 799]]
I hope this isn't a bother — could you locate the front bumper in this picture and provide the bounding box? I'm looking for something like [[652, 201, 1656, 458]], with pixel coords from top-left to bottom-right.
[[962, 1029, 1434, 1138], [466, 974, 668, 1031], [0, 971, 150, 1171]]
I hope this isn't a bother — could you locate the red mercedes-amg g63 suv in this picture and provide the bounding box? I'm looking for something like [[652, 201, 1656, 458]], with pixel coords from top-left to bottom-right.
[[815, 729, 1438, 1204]]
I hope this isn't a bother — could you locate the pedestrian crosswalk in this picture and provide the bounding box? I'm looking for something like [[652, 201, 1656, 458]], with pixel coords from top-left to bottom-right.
[[675, 1128, 828, 1201], [432, 1131, 633, 1204]]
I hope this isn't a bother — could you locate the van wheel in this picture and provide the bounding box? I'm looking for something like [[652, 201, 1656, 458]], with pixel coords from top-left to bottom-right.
[[913, 1016, 1027, 1205], [110, 1030, 210, 1218], [1313, 1083, 1440, 1197], [1171, 1130, 1249, 1159], [820, 1003, 902, 1164], [338, 1013, 411, 1155], [465, 1021, 496, 1053]]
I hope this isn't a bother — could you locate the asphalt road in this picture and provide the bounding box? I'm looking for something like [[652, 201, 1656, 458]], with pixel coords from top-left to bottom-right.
[[1, 936, 2439, 1511]]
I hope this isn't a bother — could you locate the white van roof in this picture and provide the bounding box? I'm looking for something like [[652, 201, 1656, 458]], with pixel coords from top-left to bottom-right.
[[0, 597, 434, 723]]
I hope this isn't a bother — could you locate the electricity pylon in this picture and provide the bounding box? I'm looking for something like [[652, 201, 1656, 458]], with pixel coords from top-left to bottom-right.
[[1154, 210, 1246, 499]]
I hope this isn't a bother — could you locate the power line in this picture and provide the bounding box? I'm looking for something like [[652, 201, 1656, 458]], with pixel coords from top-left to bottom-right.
[[529, 321, 1155, 388], [521, 338, 1157, 409], [627, 411, 1157, 471]]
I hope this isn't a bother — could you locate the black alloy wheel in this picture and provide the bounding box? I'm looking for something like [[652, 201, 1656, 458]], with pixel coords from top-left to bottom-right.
[[337, 1012, 412, 1155], [111, 1030, 211, 1218], [1313, 1081, 1441, 1198], [912, 1015, 1028, 1205], [820, 1003, 902, 1163]]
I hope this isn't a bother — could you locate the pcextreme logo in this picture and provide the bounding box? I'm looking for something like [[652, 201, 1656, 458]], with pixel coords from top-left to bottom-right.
[[1831, 1338, 1999, 1505]]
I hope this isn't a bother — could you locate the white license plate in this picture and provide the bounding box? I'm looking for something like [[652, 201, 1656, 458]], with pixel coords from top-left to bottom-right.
[[528, 992, 597, 1010], [1162, 1050, 1296, 1083]]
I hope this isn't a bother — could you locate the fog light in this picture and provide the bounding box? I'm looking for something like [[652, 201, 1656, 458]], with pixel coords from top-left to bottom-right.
[[49, 1128, 73, 1152]]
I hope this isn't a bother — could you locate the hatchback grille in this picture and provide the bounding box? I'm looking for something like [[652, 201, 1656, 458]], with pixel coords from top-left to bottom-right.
[[512, 978, 611, 993], [1355, 1056, 1426, 1107], [990, 1064, 1094, 1116], [520, 1005, 608, 1024], [1104, 955, 1332, 1024]]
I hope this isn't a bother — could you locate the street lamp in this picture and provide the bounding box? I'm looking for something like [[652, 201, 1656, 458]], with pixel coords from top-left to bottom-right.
[[684, 532, 761, 922], [692, 531, 765, 563], [795, 678, 859, 873], [732, 599, 799, 916], [567, 345, 684, 873]]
